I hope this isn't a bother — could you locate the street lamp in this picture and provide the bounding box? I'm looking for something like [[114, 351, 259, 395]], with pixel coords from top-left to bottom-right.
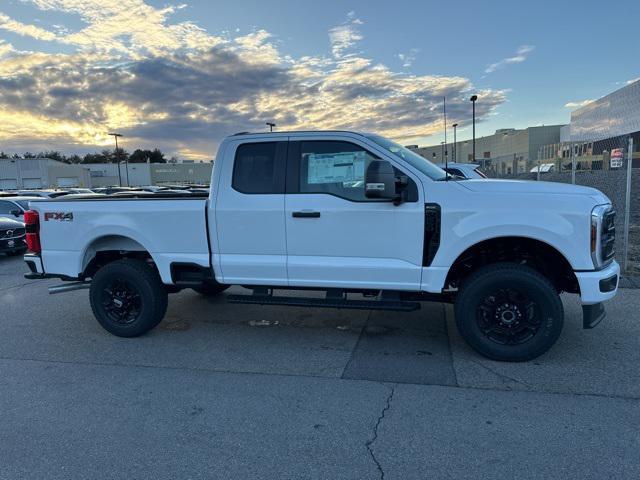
[[109, 133, 124, 186], [266, 122, 276, 132], [452, 123, 458, 163], [470, 95, 478, 162]]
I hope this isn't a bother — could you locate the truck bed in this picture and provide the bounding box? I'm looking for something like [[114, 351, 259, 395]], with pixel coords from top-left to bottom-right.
[[28, 194, 211, 283]]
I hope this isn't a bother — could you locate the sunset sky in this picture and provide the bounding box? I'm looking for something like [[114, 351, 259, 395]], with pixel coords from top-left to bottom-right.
[[0, 0, 638, 160]]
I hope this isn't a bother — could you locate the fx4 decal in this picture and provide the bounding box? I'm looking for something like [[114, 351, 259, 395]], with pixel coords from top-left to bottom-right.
[[44, 212, 74, 222]]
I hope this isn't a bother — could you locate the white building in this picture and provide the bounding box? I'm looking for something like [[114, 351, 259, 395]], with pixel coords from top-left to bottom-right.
[[0, 158, 91, 190], [84, 162, 213, 187], [0, 158, 214, 190]]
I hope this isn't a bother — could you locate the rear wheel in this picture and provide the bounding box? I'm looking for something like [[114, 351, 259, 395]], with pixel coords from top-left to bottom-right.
[[90, 259, 168, 337], [192, 280, 229, 296], [454, 262, 564, 362]]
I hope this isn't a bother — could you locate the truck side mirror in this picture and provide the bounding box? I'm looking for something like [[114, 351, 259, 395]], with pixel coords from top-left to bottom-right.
[[365, 160, 399, 202]]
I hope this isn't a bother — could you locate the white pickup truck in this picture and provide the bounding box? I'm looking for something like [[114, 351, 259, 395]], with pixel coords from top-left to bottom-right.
[[23, 131, 619, 361]]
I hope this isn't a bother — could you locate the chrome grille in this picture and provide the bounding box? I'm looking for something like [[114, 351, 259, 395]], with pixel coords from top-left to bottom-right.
[[1, 227, 25, 239]]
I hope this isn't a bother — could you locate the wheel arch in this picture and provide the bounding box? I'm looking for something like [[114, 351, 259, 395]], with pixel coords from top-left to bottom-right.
[[80, 234, 156, 279], [444, 235, 580, 295]]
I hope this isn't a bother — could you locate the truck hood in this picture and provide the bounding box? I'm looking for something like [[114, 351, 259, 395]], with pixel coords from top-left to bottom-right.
[[458, 179, 610, 203], [0, 216, 24, 228]]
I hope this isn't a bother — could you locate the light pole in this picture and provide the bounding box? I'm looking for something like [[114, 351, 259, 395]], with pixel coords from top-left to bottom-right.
[[470, 95, 477, 162], [443, 97, 447, 165], [441, 141, 445, 163], [266, 122, 276, 132], [109, 133, 123, 186], [452, 123, 458, 163]]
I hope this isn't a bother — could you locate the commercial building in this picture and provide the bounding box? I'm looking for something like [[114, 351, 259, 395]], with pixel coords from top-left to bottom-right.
[[416, 125, 564, 176], [0, 158, 91, 190], [0, 158, 213, 190], [537, 79, 640, 171], [562, 79, 640, 143], [86, 162, 213, 187]]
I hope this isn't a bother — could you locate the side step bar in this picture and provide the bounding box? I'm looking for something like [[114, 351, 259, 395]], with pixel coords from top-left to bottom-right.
[[48, 282, 90, 295], [227, 293, 421, 312]]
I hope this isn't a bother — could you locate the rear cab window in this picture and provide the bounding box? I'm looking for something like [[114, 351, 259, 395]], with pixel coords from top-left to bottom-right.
[[232, 142, 287, 194]]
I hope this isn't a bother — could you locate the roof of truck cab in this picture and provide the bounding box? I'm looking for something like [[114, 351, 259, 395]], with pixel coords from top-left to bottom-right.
[[228, 130, 367, 139]]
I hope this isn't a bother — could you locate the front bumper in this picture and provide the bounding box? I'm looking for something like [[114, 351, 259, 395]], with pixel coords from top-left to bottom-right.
[[575, 260, 620, 305], [0, 236, 26, 253]]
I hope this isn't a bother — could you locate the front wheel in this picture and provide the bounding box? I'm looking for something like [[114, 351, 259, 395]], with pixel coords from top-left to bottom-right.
[[90, 259, 168, 337], [454, 262, 564, 362]]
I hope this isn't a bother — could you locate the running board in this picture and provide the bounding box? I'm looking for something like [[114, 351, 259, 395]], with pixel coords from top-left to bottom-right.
[[226, 294, 421, 312]]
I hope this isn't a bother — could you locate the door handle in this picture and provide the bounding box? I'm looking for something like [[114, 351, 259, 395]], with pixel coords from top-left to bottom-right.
[[292, 211, 321, 218]]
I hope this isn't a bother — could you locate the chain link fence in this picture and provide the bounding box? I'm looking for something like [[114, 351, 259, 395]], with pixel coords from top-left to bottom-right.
[[479, 133, 638, 276]]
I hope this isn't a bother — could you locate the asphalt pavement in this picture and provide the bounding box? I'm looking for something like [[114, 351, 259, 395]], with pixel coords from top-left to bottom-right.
[[1, 254, 639, 479]]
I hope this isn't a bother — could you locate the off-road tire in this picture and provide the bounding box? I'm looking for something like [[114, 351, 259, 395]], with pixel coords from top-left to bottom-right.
[[90, 259, 168, 337], [454, 262, 564, 362]]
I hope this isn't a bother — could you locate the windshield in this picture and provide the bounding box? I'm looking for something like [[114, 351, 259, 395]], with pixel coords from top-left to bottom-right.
[[16, 201, 30, 210], [365, 134, 447, 181]]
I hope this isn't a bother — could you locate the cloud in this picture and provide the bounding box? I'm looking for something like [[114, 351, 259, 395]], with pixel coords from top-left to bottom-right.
[[485, 45, 535, 74], [397, 48, 419, 68], [328, 14, 363, 58], [564, 99, 594, 108], [0, 39, 14, 58], [0, 5, 507, 159], [0, 12, 59, 41]]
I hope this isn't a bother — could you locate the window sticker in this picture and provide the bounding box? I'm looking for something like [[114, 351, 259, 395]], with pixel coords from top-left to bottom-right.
[[306, 151, 365, 184]]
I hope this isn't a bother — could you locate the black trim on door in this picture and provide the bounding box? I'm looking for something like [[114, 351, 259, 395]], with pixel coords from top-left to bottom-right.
[[286, 140, 301, 194], [423, 203, 441, 266], [292, 211, 321, 218]]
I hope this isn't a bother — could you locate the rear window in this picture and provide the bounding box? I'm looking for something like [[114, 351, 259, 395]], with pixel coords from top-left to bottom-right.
[[232, 142, 286, 194]]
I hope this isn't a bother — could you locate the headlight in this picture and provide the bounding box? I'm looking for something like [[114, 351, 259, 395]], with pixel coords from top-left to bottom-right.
[[591, 205, 615, 269]]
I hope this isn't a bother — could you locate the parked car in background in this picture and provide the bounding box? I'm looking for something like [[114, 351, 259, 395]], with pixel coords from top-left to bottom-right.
[[17, 189, 70, 198], [436, 163, 487, 179], [63, 188, 95, 195], [530, 163, 556, 174], [0, 196, 40, 219], [110, 189, 204, 198], [0, 216, 26, 256], [92, 186, 145, 195], [163, 184, 209, 191], [187, 188, 210, 194], [137, 186, 172, 193]]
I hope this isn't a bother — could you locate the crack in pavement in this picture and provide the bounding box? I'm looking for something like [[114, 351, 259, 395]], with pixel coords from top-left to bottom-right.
[[365, 384, 395, 480]]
